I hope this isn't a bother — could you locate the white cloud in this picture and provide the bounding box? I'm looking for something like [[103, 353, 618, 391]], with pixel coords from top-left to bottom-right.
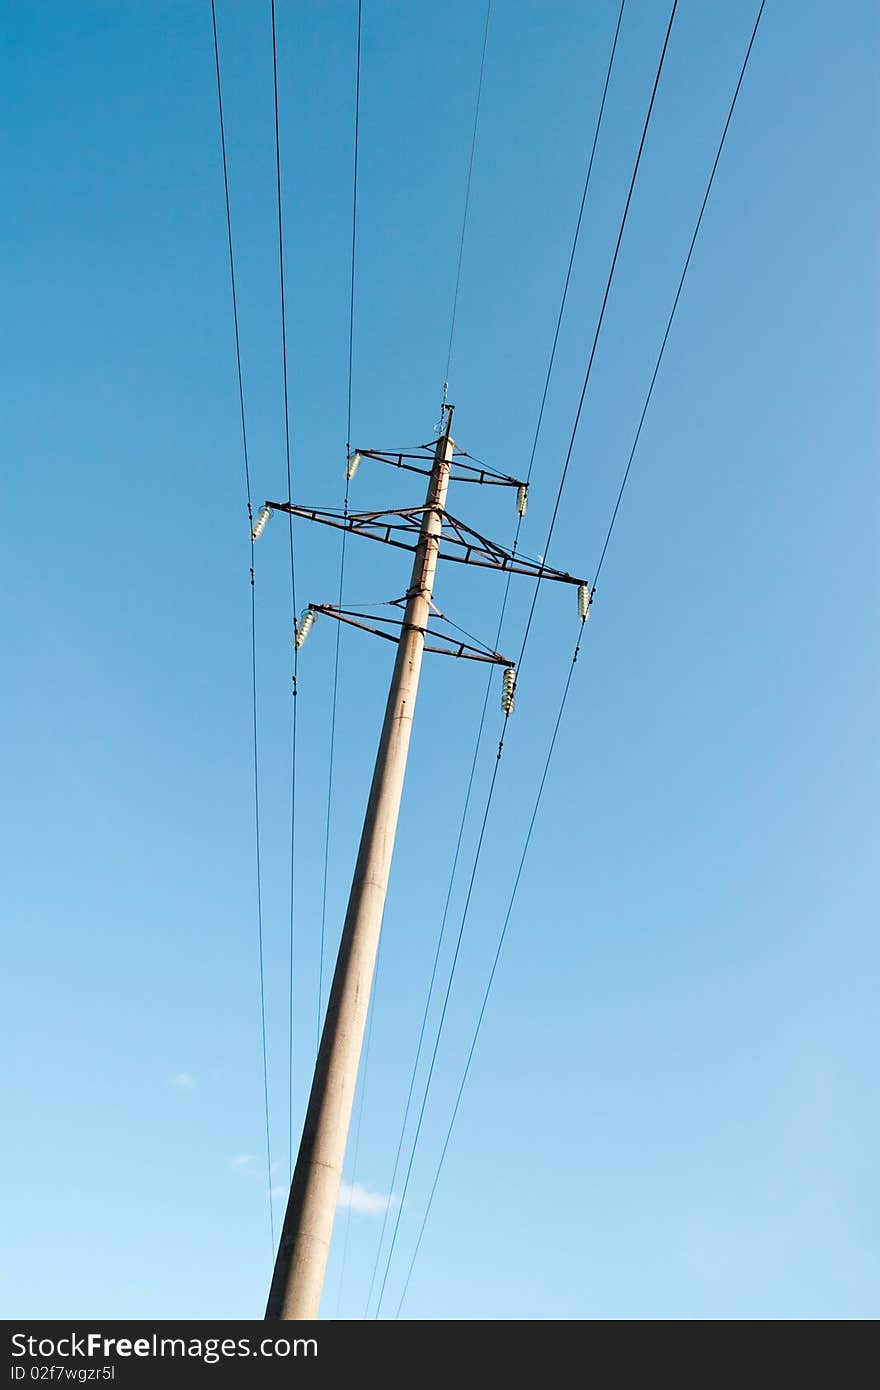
[[337, 1182, 397, 1215], [230, 1154, 254, 1169], [170, 1072, 197, 1091], [271, 1184, 289, 1199]]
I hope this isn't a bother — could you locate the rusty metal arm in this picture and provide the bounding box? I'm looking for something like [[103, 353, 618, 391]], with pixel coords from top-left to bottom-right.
[[308, 603, 512, 666], [265, 501, 587, 588], [353, 448, 525, 489]]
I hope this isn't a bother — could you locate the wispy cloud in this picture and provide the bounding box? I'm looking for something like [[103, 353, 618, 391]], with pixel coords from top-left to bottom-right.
[[271, 1184, 289, 1199], [170, 1072, 197, 1091], [338, 1182, 397, 1215], [230, 1154, 254, 1169]]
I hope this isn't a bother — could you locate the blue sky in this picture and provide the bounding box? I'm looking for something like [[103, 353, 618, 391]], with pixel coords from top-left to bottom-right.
[[2, 0, 877, 1320]]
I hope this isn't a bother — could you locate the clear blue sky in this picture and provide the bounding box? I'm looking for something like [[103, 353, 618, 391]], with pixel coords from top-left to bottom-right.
[[3, 0, 877, 1320]]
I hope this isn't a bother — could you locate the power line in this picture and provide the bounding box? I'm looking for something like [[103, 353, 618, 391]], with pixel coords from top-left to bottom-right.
[[361, 0, 496, 1303], [335, 926, 381, 1318], [514, 0, 678, 676], [371, 726, 509, 1317], [370, 0, 677, 1315], [250, 566, 275, 1256], [318, 0, 362, 1046], [209, 0, 274, 1252], [269, 0, 301, 1177], [395, 627, 583, 1317], [443, 0, 492, 391], [330, 8, 367, 1292], [393, 0, 767, 1315], [362, 2, 626, 1315], [210, 0, 254, 519], [593, 0, 766, 591], [361, 662, 495, 1317], [523, 0, 627, 488], [347, 0, 362, 455]]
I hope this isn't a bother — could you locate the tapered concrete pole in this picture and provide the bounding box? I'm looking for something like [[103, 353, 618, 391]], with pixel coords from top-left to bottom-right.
[[266, 421, 455, 1320]]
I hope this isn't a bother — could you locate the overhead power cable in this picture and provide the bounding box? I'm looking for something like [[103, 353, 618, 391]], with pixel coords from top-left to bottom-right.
[[318, 0, 363, 1049], [363, 1, 626, 1312], [328, 0, 366, 1315], [443, 0, 492, 392], [335, 931, 382, 1318], [513, 0, 678, 679], [209, 0, 274, 1252], [371, 726, 509, 1317], [523, 0, 627, 487], [592, 0, 766, 591], [270, 0, 301, 1180], [394, 0, 767, 1316], [370, 0, 678, 1316], [394, 626, 584, 1317]]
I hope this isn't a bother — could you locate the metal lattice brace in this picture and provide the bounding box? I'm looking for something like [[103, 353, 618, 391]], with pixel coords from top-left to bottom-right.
[[352, 446, 527, 490], [264, 500, 588, 588], [307, 603, 512, 666]]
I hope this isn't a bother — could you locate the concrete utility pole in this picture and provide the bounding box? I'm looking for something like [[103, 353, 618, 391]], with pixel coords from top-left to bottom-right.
[[258, 406, 588, 1319], [266, 418, 456, 1320]]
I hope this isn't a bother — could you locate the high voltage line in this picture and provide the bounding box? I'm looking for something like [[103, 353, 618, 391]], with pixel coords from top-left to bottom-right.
[[335, 931, 382, 1318], [444, 0, 492, 394], [212, 0, 306, 1244], [210, 0, 766, 1319], [522, 0, 627, 489], [328, 0, 365, 1317], [268, 0, 302, 1180], [513, 0, 678, 676], [371, 0, 679, 1318], [394, 633, 584, 1318], [592, 0, 767, 592], [337, 0, 499, 1321], [319, 0, 363, 1053], [364, 0, 626, 1320], [209, 0, 275, 1253], [391, 0, 768, 1317]]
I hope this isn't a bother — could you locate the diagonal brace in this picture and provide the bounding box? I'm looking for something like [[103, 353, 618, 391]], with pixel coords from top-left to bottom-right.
[[308, 603, 512, 666], [266, 501, 588, 588]]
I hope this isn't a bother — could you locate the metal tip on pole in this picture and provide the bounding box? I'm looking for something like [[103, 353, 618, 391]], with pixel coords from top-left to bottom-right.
[[439, 394, 455, 439]]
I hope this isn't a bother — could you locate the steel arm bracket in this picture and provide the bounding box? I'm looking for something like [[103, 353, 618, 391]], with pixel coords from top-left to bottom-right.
[[266, 501, 588, 588], [353, 446, 526, 490], [307, 602, 512, 666]]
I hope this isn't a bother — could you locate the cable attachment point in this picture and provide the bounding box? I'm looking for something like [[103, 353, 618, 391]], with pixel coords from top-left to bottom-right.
[[501, 665, 517, 714], [346, 450, 362, 481], [251, 503, 271, 542], [294, 608, 316, 650], [440, 381, 450, 427], [577, 582, 592, 621]]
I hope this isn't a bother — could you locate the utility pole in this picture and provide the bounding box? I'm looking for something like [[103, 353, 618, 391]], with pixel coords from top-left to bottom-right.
[[256, 406, 589, 1319], [265, 414, 455, 1320]]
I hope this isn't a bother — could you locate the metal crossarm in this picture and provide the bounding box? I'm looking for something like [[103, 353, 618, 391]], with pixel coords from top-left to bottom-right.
[[354, 448, 526, 489], [265, 501, 588, 587], [308, 603, 512, 666]]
